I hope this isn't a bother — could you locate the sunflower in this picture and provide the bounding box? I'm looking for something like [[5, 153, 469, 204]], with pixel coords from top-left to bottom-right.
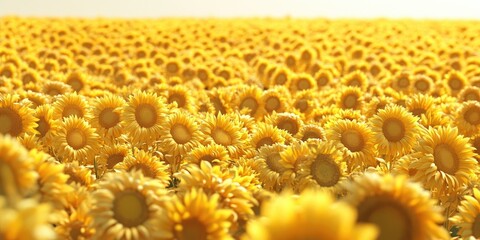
[[455, 101, 480, 136], [411, 75, 434, 94], [370, 104, 421, 158], [261, 86, 290, 115], [250, 123, 287, 150], [235, 85, 264, 119], [90, 170, 166, 240], [201, 113, 250, 158], [63, 161, 94, 189], [459, 86, 480, 102], [96, 143, 131, 175], [159, 110, 202, 156], [294, 123, 326, 141], [164, 85, 195, 112], [314, 69, 334, 89], [42, 80, 72, 97], [0, 135, 38, 201], [114, 148, 170, 186], [0, 94, 38, 137], [450, 188, 480, 239], [444, 70, 467, 96], [289, 73, 316, 93], [292, 90, 318, 116], [52, 92, 91, 120], [337, 86, 364, 110], [344, 173, 449, 240], [65, 71, 89, 93], [90, 93, 125, 141], [341, 70, 368, 91], [123, 91, 166, 145], [243, 190, 378, 240], [19, 90, 51, 108], [0, 197, 56, 240], [296, 140, 348, 194], [265, 112, 303, 137], [326, 119, 376, 169], [252, 144, 290, 191], [30, 149, 72, 210], [185, 143, 231, 167], [269, 66, 292, 87], [55, 198, 95, 240], [160, 188, 234, 240], [175, 161, 257, 221], [34, 105, 56, 144], [390, 71, 412, 92], [53, 116, 100, 164], [410, 126, 477, 194]]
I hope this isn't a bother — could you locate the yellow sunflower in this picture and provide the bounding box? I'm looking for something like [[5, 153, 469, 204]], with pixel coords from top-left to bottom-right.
[[314, 69, 334, 89], [344, 173, 449, 240], [55, 198, 95, 240], [411, 74, 434, 94], [326, 119, 376, 169], [455, 101, 480, 136], [252, 144, 291, 191], [265, 112, 303, 137], [42, 80, 72, 97], [250, 122, 287, 151], [34, 105, 56, 144], [200, 113, 250, 158], [52, 92, 91, 120], [337, 86, 364, 110], [459, 86, 480, 102], [410, 126, 478, 194], [294, 123, 326, 141], [0, 94, 38, 137], [96, 143, 131, 175], [64, 71, 89, 93], [90, 93, 125, 141], [450, 188, 480, 239], [90, 170, 166, 240], [390, 71, 412, 92], [0, 134, 38, 201], [123, 91, 166, 145], [184, 143, 231, 167], [296, 140, 348, 194], [234, 85, 264, 119], [444, 70, 467, 96], [163, 85, 195, 112], [289, 73, 316, 93], [53, 116, 100, 164], [159, 188, 234, 240], [341, 70, 369, 91], [63, 161, 94, 189], [370, 104, 421, 158], [243, 190, 378, 240], [158, 110, 202, 156], [114, 148, 170, 186], [261, 86, 290, 115]]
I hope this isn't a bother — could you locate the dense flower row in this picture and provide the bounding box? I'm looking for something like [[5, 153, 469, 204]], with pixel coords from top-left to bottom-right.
[[1, 17, 480, 239]]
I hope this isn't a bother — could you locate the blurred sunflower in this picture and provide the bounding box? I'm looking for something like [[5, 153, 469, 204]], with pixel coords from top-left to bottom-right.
[[450, 188, 480, 239], [0, 94, 38, 137], [455, 101, 480, 136], [52, 92, 91, 120], [344, 173, 449, 240], [337, 86, 363, 110], [90, 170, 166, 240], [261, 86, 290, 115], [185, 143, 231, 166]]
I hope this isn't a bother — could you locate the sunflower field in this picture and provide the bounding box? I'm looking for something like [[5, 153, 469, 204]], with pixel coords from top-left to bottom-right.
[[1, 17, 480, 240]]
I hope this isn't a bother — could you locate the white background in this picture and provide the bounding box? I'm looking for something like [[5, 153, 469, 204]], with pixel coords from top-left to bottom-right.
[[0, 0, 479, 18]]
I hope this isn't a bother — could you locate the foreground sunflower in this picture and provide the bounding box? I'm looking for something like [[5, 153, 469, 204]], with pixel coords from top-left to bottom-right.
[[52, 115, 100, 164], [410, 126, 478, 194], [159, 188, 234, 240], [450, 188, 480, 239], [0, 94, 38, 137], [123, 91, 166, 145], [90, 170, 166, 240], [243, 190, 378, 240], [370, 104, 421, 158], [344, 173, 449, 240]]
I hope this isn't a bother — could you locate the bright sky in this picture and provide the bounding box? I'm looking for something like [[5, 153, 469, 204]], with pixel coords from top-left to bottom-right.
[[0, 0, 479, 19]]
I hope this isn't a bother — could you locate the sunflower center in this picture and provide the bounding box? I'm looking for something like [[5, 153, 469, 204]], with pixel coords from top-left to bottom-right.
[[240, 97, 258, 115], [397, 77, 409, 88], [171, 124, 192, 144], [265, 96, 280, 112], [317, 76, 329, 87], [67, 129, 87, 150], [0, 108, 23, 136], [472, 215, 480, 238], [411, 108, 425, 117], [361, 202, 411, 240], [168, 94, 186, 108], [465, 107, 480, 125], [107, 154, 125, 169], [63, 105, 83, 118], [135, 104, 157, 128], [302, 131, 322, 141], [382, 118, 405, 142], [266, 152, 284, 173], [69, 220, 84, 240], [465, 91, 479, 101], [341, 129, 364, 152], [277, 119, 298, 135], [449, 78, 463, 90], [175, 218, 208, 240], [68, 79, 84, 92], [415, 80, 429, 91], [256, 137, 274, 149], [275, 73, 287, 85], [199, 154, 216, 163], [37, 117, 50, 137], [349, 79, 361, 87], [113, 190, 149, 227], [434, 143, 459, 174], [343, 94, 358, 109], [295, 99, 309, 112], [311, 155, 340, 187], [131, 163, 156, 179], [99, 108, 120, 129], [297, 78, 311, 90], [212, 127, 232, 146]]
